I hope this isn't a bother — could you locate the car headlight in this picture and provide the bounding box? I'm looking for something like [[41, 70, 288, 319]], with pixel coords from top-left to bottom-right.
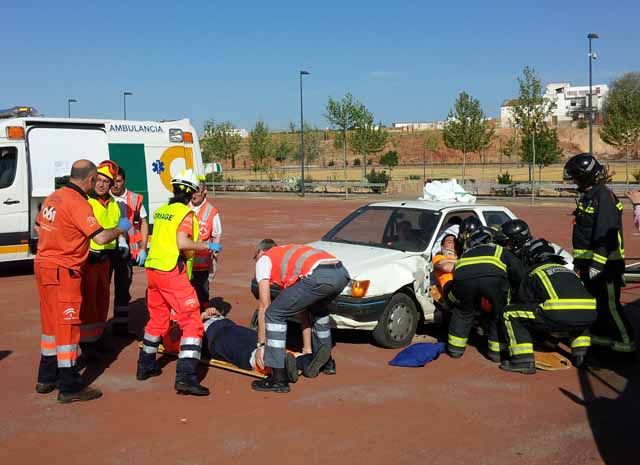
[[350, 280, 370, 298]]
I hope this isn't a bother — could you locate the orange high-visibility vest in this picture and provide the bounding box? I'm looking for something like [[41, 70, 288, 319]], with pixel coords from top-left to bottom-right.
[[193, 202, 219, 271], [125, 190, 144, 259], [265, 244, 336, 288]]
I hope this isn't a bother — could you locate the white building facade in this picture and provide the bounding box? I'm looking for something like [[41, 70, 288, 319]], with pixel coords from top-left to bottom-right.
[[500, 82, 609, 128], [391, 121, 445, 131]]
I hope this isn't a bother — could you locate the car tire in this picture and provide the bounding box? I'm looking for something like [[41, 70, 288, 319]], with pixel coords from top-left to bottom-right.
[[372, 293, 418, 348]]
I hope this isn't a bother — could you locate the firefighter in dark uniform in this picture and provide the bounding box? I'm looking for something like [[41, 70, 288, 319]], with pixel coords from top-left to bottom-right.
[[563, 153, 635, 355], [446, 218, 525, 362], [500, 239, 597, 374]]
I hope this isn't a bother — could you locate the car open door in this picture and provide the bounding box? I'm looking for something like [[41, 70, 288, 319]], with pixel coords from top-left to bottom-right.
[[0, 145, 30, 260]]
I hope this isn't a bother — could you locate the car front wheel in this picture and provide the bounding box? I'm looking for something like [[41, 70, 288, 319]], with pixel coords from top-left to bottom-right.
[[372, 293, 418, 348]]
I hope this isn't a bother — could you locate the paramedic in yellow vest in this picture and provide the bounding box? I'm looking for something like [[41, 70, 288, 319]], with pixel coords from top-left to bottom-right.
[[189, 177, 222, 306], [136, 169, 221, 396], [80, 160, 122, 353], [110, 167, 149, 331]]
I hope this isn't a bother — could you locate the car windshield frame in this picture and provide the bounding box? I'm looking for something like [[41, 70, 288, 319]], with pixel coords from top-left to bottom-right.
[[321, 205, 441, 253]]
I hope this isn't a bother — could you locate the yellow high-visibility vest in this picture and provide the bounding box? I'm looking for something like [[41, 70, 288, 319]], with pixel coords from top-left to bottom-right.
[[88, 197, 120, 251], [145, 202, 199, 277]]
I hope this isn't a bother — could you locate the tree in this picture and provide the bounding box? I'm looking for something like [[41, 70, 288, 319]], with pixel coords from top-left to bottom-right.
[[350, 119, 389, 179], [379, 150, 399, 171], [273, 135, 295, 163], [290, 122, 324, 177], [325, 93, 370, 194], [520, 125, 561, 180], [248, 120, 273, 177], [442, 91, 493, 182], [201, 120, 243, 168], [510, 66, 555, 183], [499, 133, 518, 172], [600, 72, 640, 183], [423, 130, 439, 180]]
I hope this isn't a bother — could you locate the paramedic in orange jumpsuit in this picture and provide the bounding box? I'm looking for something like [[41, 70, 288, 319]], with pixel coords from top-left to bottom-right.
[[136, 169, 221, 396], [34, 159, 131, 403], [80, 160, 122, 353]]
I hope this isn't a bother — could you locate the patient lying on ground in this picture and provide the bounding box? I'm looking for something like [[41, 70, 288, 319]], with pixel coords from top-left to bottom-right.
[[163, 307, 330, 380]]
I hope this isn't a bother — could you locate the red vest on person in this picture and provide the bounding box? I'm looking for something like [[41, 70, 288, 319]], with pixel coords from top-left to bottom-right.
[[193, 202, 219, 271], [265, 244, 336, 288], [125, 190, 144, 259]]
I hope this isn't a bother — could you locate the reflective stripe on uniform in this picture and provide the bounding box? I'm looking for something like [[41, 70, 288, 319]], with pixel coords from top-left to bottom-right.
[[592, 253, 607, 265], [607, 282, 630, 344], [266, 323, 287, 332], [280, 246, 303, 282], [315, 329, 331, 339], [488, 340, 506, 352], [571, 335, 591, 349], [448, 333, 467, 348], [541, 299, 597, 311], [40, 334, 57, 356], [503, 310, 535, 356], [510, 343, 534, 355], [180, 337, 202, 347], [178, 350, 201, 359], [267, 339, 286, 348], [292, 249, 321, 278], [573, 249, 593, 260], [455, 245, 507, 273]]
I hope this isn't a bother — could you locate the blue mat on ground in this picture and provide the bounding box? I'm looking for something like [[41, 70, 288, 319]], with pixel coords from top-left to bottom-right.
[[388, 342, 446, 367]]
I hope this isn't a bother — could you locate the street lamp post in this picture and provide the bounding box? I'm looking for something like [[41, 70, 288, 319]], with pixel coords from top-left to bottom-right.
[[299, 71, 310, 196], [67, 99, 77, 118], [123, 91, 133, 120], [587, 32, 599, 156]]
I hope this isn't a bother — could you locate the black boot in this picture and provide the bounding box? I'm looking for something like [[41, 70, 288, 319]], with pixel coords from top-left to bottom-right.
[[500, 359, 536, 375], [175, 380, 210, 396], [251, 367, 290, 393], [136, 350, 161, 381], [303, 345, 332, 378], [36, 355, 58, 393], [175, 358, 210, 396], [486, 350, 501, 363], [57, 386, 103, 404], [321, 356, 337, 375], [285, 352, 299, 383], [446, 345, 464, 359]]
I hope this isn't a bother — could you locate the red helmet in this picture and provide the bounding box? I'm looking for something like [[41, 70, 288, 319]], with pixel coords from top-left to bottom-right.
[[96, 160, 120, 182]]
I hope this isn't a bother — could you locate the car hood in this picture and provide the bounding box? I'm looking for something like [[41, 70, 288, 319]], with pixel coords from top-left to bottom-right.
[[308, 240, 421, 278]]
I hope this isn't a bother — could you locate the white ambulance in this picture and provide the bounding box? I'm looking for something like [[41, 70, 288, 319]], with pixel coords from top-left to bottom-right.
[[0, 109, 204, 262]]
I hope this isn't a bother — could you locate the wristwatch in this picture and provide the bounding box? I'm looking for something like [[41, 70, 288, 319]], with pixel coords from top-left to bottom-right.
[[256, 342, 266, 348]]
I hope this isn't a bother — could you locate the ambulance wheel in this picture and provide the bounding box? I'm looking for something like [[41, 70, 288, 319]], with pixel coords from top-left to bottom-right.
[[372, 293, 418, 348]]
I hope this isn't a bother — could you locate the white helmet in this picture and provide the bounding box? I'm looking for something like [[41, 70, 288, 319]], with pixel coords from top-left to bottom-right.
[[170, 168, 199, 193]]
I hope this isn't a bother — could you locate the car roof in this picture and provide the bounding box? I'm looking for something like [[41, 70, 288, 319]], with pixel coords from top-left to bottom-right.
[[367, 200, 502, 211]]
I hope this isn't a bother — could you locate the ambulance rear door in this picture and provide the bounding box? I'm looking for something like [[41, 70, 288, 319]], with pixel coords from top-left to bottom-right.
[[0, 142, 30, 261]]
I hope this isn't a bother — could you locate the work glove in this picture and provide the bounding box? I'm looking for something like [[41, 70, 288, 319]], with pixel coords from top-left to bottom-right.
[[588, 267, 602, 280], [207, 242, 222, 253], [117, 218, 132, 232], [136, 249, 147, 266]]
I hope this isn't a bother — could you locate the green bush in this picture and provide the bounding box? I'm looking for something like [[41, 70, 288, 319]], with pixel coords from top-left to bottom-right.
[[353, 158, 361, 166], [366, 169, 390, 193], [576, 120, 587, 129], [328, 159, 335, 167], [497, 172, 513, 184], [406, 175, 422, 180]]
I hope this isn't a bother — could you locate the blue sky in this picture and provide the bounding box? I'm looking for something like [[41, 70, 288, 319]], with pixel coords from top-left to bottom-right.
[[3, 1, 639, 133]]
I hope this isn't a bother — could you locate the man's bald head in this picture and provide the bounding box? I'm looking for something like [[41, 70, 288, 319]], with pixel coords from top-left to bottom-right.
[[70, 159, 97, 181]]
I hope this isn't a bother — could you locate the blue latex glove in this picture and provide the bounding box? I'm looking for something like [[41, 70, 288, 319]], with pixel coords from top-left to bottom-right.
[[207, 242, 222, 253], [136, 249, 147, 266], [117, 217, 132, 232]]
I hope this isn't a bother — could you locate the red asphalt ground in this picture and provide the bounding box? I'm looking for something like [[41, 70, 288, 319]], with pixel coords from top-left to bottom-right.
[[1, 195, 639, 465]]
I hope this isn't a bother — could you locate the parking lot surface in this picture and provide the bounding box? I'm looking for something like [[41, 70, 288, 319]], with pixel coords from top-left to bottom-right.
[[1, 196, 639, 465]]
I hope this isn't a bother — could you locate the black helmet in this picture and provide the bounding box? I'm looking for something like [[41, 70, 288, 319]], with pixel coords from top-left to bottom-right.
[[464, 226, 495, 250], [501, 219, 532, 254], [563, 153, 603, 189], [522, 238, 564, 267], [458, 216, 482, 245]]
